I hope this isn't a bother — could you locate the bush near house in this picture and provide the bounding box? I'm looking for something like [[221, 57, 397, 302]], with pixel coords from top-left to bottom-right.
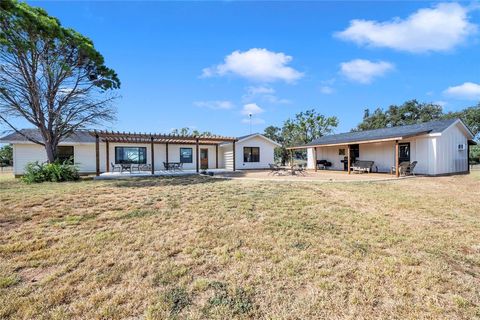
[[22, 161, 79, 183]]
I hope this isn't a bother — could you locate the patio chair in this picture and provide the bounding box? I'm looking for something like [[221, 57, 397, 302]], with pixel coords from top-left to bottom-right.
[[163, 162, 170, 171], [391, 161, 411, 176], [351, 160, 375, 173], [111, 162, 122, 172], [138, 164, 152, 172]]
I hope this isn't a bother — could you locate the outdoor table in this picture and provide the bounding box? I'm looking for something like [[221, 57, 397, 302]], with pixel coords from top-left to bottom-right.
[[120, 163, 132, 172]]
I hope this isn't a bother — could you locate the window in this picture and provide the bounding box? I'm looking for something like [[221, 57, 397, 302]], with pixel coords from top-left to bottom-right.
[[56, 146, 74, 164], [180, 148, 193, 163], [115, 147, 146, 164], [244, 147, 260, 162], [338, 148, 345, 156], [399, 143, 410, 163]]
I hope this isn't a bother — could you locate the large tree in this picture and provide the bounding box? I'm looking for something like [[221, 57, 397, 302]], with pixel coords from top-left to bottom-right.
[[0, 144, 13, 166], [264, 109, 338, 165], [0, 0, 120, 162], [355, 100, 443, 131], [444, 103, 480, 140]]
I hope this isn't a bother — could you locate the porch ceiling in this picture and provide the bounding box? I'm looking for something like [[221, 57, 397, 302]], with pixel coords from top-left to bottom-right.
[[287, 132, 429, 150], [89, 130, 237, 144]]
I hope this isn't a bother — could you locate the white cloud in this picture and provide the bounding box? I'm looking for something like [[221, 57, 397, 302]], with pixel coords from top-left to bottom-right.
[[242, 117, 265, 125], [202, 48, 303, 83], [193, 100, 234, 110], [320, 86, 334, 94], [241, 103, 264, 116], [335, 3, 477, 53], [242, 86, 291, 104], [443, 82, 480, 100], [245, 86, 275, 95], [340, 59, 394, 84]]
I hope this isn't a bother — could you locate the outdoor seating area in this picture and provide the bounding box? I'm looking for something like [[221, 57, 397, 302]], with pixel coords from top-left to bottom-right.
[[111, 162, 152, 173], [268, 163, 307, 176], [163, 162, 183, 171], [391, 161, 417, 176], [350, 160, 376, 174]]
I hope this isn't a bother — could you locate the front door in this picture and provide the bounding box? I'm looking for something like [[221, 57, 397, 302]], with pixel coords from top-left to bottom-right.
[[398, 143, 410, 163], [200, 148, 208, 169]]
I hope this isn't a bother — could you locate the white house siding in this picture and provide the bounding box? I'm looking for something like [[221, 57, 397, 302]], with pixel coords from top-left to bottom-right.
[[220, 144, 234, 170], [434, 123, 469, 174], [309, 136, 439, 174], [235, 136, 277, 170], [12, 142, 104, 175]]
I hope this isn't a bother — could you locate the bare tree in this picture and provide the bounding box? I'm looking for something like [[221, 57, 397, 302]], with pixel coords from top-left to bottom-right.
[[0, 0, 120, 162]]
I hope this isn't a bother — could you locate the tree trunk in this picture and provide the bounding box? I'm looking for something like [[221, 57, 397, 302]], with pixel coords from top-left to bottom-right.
[[44, 141, 56, 163]]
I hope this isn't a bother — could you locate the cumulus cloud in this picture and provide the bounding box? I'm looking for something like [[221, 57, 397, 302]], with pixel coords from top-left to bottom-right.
[[242, 86, 291, 104], [443, 82, 480, 100], [340, 59, 394, 84], [320, 86, 334, 94], [193, 100, 234, 110], [335, 3, 477, 53], [202, 48, 303, 83], [241, 103, 264, 116]]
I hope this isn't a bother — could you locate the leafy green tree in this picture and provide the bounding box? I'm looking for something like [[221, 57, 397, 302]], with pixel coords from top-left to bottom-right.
[[0, 0, 120, 163], [170, 128, 212, 136], [355, 100, 444, 131], [0, 144, 13, 166], [263, 125, 287, 164], [444, 103, 480, 140], [263, 110, 338, 165]]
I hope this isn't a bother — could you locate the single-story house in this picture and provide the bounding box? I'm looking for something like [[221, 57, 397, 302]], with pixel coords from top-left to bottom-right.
[[290, 118, 476, 176], [0, 129, 281, 176]]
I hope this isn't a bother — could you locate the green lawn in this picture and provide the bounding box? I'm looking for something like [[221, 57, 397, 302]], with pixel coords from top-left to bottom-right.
[[1, 172, 479, 319]]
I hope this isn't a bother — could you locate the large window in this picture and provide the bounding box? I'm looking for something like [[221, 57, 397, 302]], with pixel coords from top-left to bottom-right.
[[115, 147, 146, 164], [56, 146, 74, 164], [180, 148, 193, 163], [244, 147, 260, 162]]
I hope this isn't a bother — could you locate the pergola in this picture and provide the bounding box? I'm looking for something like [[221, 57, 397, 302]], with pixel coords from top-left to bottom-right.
[[89, 130, 238, 176]]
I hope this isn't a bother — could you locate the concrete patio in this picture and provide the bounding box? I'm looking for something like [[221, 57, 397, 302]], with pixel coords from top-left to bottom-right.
[[94, 168, 232, 180]]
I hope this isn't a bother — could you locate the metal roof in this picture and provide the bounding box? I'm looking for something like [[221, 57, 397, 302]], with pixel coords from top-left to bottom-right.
[[292, 118, 463, 149]]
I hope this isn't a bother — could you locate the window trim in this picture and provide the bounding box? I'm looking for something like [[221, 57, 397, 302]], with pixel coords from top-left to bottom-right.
[[243, 147, 260, 163], [56, 145, 74, 164], [180, 147, 193, 163], [114, 146, 147, 164]]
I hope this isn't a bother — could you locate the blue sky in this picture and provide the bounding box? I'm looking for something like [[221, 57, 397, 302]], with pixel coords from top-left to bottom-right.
[[12, 1, 480, 136]]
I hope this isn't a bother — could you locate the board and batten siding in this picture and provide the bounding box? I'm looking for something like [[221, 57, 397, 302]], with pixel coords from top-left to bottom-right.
[[434, 122, 469, 174], [220, 135, 278, 170]]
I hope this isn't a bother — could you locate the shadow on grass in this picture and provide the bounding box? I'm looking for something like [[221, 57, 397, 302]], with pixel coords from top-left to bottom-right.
[[111, 174, 233, 188]]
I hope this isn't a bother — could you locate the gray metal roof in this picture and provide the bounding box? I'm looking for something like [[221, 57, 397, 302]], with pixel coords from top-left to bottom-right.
[[0, 129, 96, 143], [300, 118, 461, 147]]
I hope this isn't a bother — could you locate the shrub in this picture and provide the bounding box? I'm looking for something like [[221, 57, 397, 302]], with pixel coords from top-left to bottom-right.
[[22, 161, 79, 183]]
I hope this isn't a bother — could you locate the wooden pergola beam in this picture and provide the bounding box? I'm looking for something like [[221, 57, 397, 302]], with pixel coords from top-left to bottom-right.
[[95, 134, 100, 176], [395, 140, 399, 178]]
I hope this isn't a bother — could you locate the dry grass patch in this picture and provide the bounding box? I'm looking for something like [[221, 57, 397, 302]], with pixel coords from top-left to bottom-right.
[[0, 172, 479, 319]]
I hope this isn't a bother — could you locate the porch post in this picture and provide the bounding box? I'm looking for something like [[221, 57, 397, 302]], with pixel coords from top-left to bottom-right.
[[106, 140, 109, 172], [232, 141, 236, 171], [151, 137, 155, 175], [196, 138, 199, 173], [395, 140, 399, 178], [95, 134, 100, 176], [166, 142, 169, 164], [314, 147, 317, 172], [347, 145, 351, 174], [216, 144, 219, 169]]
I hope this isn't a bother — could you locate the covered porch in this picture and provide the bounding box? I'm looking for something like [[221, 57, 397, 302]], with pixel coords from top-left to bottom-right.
[[289, 136, 421, 178], [90, 130, 238, 177]]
